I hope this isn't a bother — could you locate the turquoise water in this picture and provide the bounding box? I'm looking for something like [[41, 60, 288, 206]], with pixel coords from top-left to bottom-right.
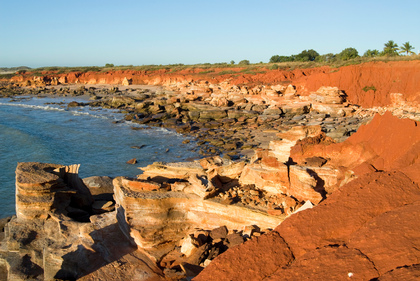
[[0, 96, 199, 217]]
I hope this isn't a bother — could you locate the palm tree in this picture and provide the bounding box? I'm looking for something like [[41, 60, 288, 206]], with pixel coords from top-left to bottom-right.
[[383, 40, 399, 56], [399, 42, 415, 55]]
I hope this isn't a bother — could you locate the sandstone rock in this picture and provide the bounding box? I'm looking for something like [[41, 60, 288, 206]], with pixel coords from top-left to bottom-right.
[[239, 163, 289, 194], [268, 125, 323, 163], [83, 176, 114, 201], [121, 177, 161, 191], [283, 84, 297, 97], [288, 165, 324, 204], [281, 102, 310, 116], [110, 96, 135, 107], [293, 200, 314, 213], [113, 177, 283, 249], [226, 232, 244, 247], [15, 162, 93, 220], [126, 158, 137, 164], [196, 170, 420, 281], [347, 201, 420, 275], [194, 231, 294, 281], [138, 161, 205, 183], [309, 86, 346, 104], [290, 111, 420, 187], [209, 226, 228, 240], [121, 77, 132, 86], [180, 235, 198, 257], [265, 246, 378, 280], [376, 264, 420, 281], [278, 171, 420, 258]]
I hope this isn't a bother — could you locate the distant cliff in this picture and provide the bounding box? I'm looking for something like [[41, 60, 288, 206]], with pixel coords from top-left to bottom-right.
[[5, 60, 420, 108]]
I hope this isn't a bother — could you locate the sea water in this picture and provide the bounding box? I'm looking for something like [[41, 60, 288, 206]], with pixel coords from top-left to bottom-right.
[[0, 96, 199, 217]]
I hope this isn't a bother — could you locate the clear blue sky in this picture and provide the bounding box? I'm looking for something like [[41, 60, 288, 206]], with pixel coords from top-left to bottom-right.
[[1, 0, 419, 68]]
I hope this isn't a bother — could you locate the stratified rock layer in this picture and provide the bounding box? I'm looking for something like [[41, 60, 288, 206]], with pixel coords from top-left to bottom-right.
[[113, 177, 283, 249]]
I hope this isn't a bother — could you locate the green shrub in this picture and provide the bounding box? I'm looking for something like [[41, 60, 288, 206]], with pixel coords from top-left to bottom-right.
[[218, 70, 237, 75], [363, 49, 380, 57], [270, 64, 279, 70], [238, 60, 250, 65], [270, 55, 295, 63], [362, 85, 377, 92], [295, 49, 320, 62], [339, 48, 359, 60]]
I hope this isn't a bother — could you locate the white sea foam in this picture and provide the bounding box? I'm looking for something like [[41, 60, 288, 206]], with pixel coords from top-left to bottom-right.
[[0, 102, 66, 112]]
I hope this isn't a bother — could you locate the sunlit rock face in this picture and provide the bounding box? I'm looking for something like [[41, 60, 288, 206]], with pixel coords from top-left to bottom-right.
[[113, 176, 283, 249]]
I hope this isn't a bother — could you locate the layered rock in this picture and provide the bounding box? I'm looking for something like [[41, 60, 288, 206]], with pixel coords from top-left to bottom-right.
[[113, 177, 283, 249], [1, 162, 165, 280], [15, 162, 93, 221]]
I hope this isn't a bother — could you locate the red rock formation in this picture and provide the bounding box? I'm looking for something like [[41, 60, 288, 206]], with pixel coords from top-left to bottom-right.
[[195, 112, 420, 280], [290, 111, 420, 185], [195, 171, 420, 280]]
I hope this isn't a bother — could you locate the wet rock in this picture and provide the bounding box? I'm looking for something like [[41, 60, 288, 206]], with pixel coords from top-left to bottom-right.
[[126, 158, 137, 164]]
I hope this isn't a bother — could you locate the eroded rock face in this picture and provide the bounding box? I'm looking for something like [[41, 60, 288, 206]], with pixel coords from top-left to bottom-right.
[[113, 177, 283, 249], [1, 163, 164, 281], [15, 162, 93, 221]]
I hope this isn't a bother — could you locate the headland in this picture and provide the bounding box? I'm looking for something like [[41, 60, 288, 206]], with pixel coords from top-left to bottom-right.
[[0, 60, 419, 280]]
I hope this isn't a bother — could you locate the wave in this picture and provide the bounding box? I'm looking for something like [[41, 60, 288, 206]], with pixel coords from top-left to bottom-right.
[[0, 101, 118, 120], [0, 102, 66, 112]]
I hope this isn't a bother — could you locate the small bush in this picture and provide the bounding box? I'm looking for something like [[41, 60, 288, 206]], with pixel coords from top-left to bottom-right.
[[218, 70, 237, 75], [238, 60, 250, 66], [339, 48, 359, 61], [270, 64, 279, 70], [362, 85, 377, 92]]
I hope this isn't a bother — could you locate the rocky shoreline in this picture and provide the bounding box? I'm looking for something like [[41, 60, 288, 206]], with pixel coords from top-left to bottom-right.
[[1, 61, 420, 280], [0, 82, 376, 159]]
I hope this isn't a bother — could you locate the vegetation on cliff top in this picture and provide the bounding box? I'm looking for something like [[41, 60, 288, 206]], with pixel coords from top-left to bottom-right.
[[1, 40, 418, 80]]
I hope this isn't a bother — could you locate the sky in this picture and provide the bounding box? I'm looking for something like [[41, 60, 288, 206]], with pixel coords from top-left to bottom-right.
[[1, 0, 419, 68]]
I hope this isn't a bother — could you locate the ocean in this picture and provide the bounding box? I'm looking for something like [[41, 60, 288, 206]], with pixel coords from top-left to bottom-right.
[[0, 95, 199, 218]]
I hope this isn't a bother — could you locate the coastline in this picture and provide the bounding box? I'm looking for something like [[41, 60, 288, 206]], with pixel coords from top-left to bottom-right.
[[1, 61, 420, 280]]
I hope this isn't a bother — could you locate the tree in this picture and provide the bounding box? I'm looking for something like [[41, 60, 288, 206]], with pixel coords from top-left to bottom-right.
[[363, 49, 380, 57], [230, 60, 235, 65], [238, 60, 250, 65], [295, 49, 320, 61], [339, 47, 359, 60], [399, 42, 415, 55], [315, 53, 337, 63], [269, 55, 294, 63], [382, 40, 399, 56], [105, 63, 114, 67]]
